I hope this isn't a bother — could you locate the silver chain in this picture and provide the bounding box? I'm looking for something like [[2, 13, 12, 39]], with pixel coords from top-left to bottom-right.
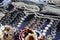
[[51, 20, 59, 39]]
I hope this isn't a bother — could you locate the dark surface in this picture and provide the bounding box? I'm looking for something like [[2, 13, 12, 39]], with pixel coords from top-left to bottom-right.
[[0, 0, 3, 3]]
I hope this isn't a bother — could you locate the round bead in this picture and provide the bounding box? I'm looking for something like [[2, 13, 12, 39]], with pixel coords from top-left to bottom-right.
[[24, 16, 26, 18], [1, 26, 5, 30], [17, 25, 20, 27], [45, 27, 49, 30], [40, 30, 43, 32], [18, 23, 21, 25], [42, 32, 46, 36], [4, 31, 7, 33], [21, 18, 25, 20], [49, 22, 53, 25], [20, 20, 23, 23], [47, 24, 51, 27], [43, 30, 47, 33], [51, 20, 54, 22]]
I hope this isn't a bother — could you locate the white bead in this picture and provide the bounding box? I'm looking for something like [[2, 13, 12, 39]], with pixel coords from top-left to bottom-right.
[[4, 31, 7, 33], [42, 32, 46, 36], [17, 25, 20, 27], [24, 16, 26, 18], [43, 30, 47, 33], [20, 20, 23, 23], [18, 23, 21, 25], [21, 18, 25, 20], [45, 27, 49, 30], [34, 15, 36, 17], [22, 38, 24, 40], [40, 30, 43, 32], [49, 22, 53, 25], [47, 24, 51, 27], [51, 20, 54, 22], [1, 26, 5, 30]]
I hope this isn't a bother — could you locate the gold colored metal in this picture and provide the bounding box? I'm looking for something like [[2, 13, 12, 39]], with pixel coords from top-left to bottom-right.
[[25, 34, 37, 40]]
